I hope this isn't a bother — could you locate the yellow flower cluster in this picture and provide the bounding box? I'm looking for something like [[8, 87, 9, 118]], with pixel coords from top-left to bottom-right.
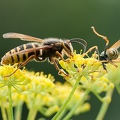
[[0, 65, 31, 92], [59, 52, 114, 102], [0, 64, 89, 120], [0, 52, 119, 120]]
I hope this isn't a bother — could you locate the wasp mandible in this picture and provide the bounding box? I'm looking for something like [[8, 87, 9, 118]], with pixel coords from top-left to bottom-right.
[[1, 33, 87, 77]]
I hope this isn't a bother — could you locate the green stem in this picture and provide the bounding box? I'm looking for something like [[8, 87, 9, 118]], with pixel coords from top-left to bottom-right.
[[63, 90, 90, 120], [8, 85, 14, 120], [56, 108, 67, 120], [92, 91, 103, 102], [15, 101, 23, 120], [27, 94, 37, 120], [1, 98, 7, 120], [27, 108, 37, 120], [96, 88, 114, 120], [52, 76, 81, 120]]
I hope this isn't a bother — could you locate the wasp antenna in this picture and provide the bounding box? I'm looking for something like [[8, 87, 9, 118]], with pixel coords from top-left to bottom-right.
[[79, 42, 87, 52], [91, 26, 109, 47], [70, 38, 87, 47], [70, 38, 87, 52]]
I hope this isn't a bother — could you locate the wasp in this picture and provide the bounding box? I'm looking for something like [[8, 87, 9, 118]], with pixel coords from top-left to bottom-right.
[[1, 33, 87, 77], [86, 26, 120, 70]]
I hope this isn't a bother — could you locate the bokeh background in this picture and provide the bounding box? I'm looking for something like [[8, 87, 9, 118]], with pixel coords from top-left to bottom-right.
[[0, 0, 120, 120]]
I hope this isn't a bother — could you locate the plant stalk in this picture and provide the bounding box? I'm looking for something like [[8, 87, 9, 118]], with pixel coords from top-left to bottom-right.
[[8, 85, 14, 120], [96, 89, 114, 120], [52, 76, 81, 120]]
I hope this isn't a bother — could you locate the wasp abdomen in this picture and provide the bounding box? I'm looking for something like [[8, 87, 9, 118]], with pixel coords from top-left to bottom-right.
[[107, 49, 119, 60], [1, 43, 41, 65]]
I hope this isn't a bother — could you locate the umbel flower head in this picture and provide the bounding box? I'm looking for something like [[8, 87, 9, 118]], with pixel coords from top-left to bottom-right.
[[24, 71, 90, 117], [59, 52, 114, 102], [51, 52, 116, 120], [0, 64, 89, 120], [0, 65, 31, 92]]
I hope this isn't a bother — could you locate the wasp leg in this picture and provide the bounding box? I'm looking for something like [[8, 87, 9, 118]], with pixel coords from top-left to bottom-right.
[[101, 62, 107, 71], [56, 50, 73, 63], [50, 57, 69, 76], [108, 60, 118, 67], [85, 46, 98, 54], [101, 59, 118, 72], [83, 46, 100, 58], [62, 42, 73, 56], [4, 55, 36, 77], [55, 51, 66, 61]]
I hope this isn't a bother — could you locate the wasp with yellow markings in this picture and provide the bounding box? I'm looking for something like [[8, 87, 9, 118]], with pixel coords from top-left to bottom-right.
[[1, 33, 87, 77], [86, 26, 120, 70]]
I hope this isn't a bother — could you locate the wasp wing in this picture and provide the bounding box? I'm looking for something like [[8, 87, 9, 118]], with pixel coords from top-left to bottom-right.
[[6, 45, 53, 57], [3, 33, 43, 42], [109, 40, 120, 50]]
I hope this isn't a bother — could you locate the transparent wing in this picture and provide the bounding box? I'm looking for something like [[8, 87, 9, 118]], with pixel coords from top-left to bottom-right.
[[6, 45, 52, 57], [3, 33, 43, 42], [109, 40, 120, 50]]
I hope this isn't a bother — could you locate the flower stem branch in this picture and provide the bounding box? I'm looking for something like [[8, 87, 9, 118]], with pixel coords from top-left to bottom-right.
[[8, 85, 14, 120], [63, 90, 90, 120], [15, 101, 23, 120], [27, 94, 37, 120], [1, 99, 7, 120], [52, 76, 81, 120], [96, 88, 114, 120]]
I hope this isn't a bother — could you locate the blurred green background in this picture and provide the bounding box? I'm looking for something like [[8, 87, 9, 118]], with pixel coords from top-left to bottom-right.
[[0, 0, 120, 120]]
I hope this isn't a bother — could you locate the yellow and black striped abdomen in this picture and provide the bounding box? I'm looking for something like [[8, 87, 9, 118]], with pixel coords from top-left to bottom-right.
[[1, 42, 41, 65]]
